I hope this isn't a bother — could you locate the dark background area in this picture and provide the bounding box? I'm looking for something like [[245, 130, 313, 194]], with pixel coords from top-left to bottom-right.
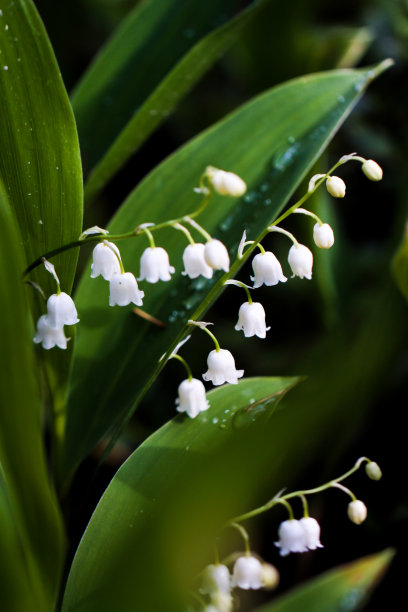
[[33, 1, 408, 610]]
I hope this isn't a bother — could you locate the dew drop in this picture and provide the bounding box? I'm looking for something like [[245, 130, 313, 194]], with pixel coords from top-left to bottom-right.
[[287, 135, 296, 144], [5, 24, 9, 30], [3, 65, 8, 71], [212, 417, 219, 424], [337, 95, 345, 103]]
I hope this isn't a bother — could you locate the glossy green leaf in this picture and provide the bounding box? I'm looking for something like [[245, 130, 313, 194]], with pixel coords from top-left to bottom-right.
[[73, 0, 252, 177], [0, 0, 83, 439], [392, 223, 408, 302], [0, 0, 83, 297], [254, 549, 394, 612], [81, 0, 272, 204], [0, 183, 65, 609], [62, 62, 390, 483], [61, 376, 299, 612]]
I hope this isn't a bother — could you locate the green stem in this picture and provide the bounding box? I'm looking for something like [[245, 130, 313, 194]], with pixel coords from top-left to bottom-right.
[[230, 522, 251, 555], [293, 207, 323, 225], [224, 279, 252, 304], [173, 223, 195, 246], [229, 457, 367, 523], [188, 320, 220, 352], [184, 217, 212, 242], [300, 494, 309, 518], [268, 225, 299, 246], [169, 353, 193, 381], [141, 226, 156, 249]]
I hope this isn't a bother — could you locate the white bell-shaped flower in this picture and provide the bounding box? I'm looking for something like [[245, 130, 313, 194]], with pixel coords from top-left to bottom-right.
[[288, 244, 313, 279], [362, 159, 383, 181], [203, 349, 244, 386], [232, 556, 263, 590], [299, 517, 323, 550], [313, 223, 334, 249], [234, 302, 270, 339], [109, 272, 144, 307], [33, 315, 68, 350], [182, 243, 213, 279], [208, 168, 247, 196], [347, 500, 367, 525], [91, 240, 122, 281], [139, 246, 175, 283], [176, 378, 209, 419], [200, 564, 231, 595], [274, 519, 308, 556], [204, 239, 230, 272], [47, 292, 79, 329], [251, 251, 287, 288], [326, 176, 346, 198]]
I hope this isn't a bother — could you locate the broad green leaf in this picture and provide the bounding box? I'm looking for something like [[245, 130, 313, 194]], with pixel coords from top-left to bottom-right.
[[392, 222, 408, 302], [0, 0, 83, 441], [81, 0, 272, 204], [61, 376, 299, 612], [0, 0, 83, 297], [73, 0, 251, 176], [254, 549, 394, 612], [0, 184, 65, 609], [62, 62, 391, 483]]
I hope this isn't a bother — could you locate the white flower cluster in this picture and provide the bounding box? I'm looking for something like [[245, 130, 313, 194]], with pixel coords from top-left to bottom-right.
[[200, 557, 279, 611], [275, 517, 323, 556], [34, 291, 79, 350]]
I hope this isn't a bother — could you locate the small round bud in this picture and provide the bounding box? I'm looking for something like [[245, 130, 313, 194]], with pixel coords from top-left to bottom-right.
[[313, 223, 334, 249], [326, 176, 346, 198], [362, 159, 383, 181], [347, 500, 367, 525], [207, 167, 247, 196], [365, 461, 382, 481], [261, 563, 279, 590]]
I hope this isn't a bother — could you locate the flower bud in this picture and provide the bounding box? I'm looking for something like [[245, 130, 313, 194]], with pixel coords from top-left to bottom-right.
[[207, 167, 247, 196], [313, 223, 334, 249], [261, 563, 279, 589], [347, 500, 367, 525], [365, 461, 382, 481], [326, 176, 346, 198], [362, 159, 383, 181]]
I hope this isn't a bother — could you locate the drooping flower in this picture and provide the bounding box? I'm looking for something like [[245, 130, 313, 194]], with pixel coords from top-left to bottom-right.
[[361, 159, 383, 181], [231, 556, 263, 590], [33, 315, 68, 350], [182, 243, 213, 279], [204, 239, 230, 272], [251, 251, 287, 288], [91, 240, 122, 281], [175, 378, 209, 418], [109, 272, 144, 307], [347, 500, 367, 525], [234, 302, 270, 339], [203, 349, 244, 386], [200, 564, 231, 595], [274, 519, 308, 556], [288, 244, 313, 279], [47, 292, 79, 329], [207, 167, 247, 196], [299, 517, 323, 550], [313, 223, 335, 249], [139, 246, 175, 283], [326, 176, 346, 198]]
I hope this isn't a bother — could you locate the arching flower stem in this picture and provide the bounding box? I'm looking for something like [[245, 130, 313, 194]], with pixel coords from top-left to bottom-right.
[[169, 353, 193, 382]]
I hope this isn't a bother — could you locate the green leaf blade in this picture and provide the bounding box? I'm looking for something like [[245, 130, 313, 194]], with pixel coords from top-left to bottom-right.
[[0, 183, 65, 610], [254, 549, 394, 612], [0, 0, 83, 297]]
